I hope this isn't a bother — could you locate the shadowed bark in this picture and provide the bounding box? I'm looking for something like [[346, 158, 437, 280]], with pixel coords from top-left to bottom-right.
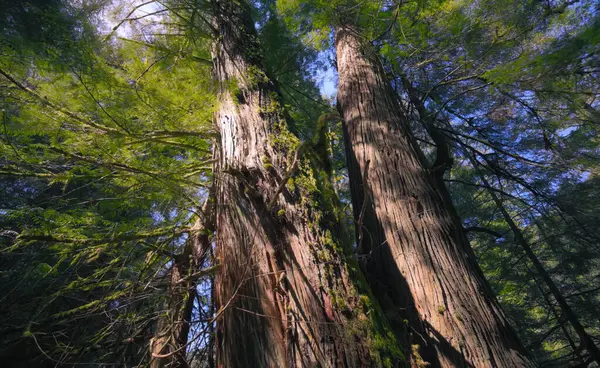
[[211, 2, 402, 367], [335, 24, 532, 367]]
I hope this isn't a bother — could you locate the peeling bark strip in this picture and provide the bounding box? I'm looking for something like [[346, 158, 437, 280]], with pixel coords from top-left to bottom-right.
[[211, 2, 401, 367], [335, 25, 532, 367]]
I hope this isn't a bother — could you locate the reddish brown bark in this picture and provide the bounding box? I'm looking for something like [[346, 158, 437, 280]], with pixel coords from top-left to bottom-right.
[[211, 2, 401, 367], [335, 25, 532, 367]]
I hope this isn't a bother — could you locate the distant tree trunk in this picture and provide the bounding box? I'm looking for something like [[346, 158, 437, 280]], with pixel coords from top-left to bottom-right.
[[150, 214, 213, 368], [529, 267, 583, 364], [211, 2, 401, 367], [475, 168, 600, 366], [207, 251, 216, 368], [335, 24, 532, 367]]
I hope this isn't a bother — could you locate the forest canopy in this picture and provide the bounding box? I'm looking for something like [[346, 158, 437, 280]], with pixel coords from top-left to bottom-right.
[[0, 0, 598, 367]]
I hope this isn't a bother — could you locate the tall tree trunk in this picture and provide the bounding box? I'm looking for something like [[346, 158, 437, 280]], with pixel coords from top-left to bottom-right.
[[211, 2, 401, 367], [400, 78, 501, 318], [150, 213, 214, 368], [335, 24, 532, 367], [475, 167, 600, 366]]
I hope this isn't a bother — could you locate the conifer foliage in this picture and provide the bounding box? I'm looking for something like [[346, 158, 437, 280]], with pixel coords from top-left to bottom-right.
[[0, 0, 598, 367]]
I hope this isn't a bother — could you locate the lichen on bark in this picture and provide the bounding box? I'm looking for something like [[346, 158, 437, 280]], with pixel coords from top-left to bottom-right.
[[211, 1, 404, 366]]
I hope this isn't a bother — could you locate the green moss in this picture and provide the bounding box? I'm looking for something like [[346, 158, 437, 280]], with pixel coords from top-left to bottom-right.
[[345, 287, 404, 366], [246, 65, 269, 89], [262, 105, 405, 367], [382, 357, 393, 368], [360, 294, 373, 309], [320, 230, 341, 251], [294, 159, 319, 203], [342, 306, 404, 366], [226, 76, 243, 106], [269, 118, 301, 163], [371, 330, 403, 367], [316, 249, 331, 262], [330, 290, 348, 310], [259, 92, 282, 114], [437, 305, 446, 314], [411, 344, 429, 368], [261, 156, 274, 170], [286, 177, 295, 191], [277, 209, 286, 217], [325, 262, 334, 279]]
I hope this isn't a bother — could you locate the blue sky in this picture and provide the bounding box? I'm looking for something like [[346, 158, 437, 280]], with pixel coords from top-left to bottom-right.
[[317, 66, 338, 97]]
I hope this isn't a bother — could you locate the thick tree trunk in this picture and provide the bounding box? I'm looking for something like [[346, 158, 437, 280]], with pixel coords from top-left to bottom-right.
[[335, 25, 532, 367], [476, 169, 600, 366], [211, 2, 401, 367]]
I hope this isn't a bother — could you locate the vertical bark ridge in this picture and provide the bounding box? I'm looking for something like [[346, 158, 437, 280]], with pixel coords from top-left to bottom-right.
[[335, 25, 532, 368], [211, 2, 402, 367]]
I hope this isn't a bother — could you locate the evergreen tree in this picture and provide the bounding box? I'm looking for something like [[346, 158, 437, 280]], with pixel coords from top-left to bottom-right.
[[1, 0, 598, 366]]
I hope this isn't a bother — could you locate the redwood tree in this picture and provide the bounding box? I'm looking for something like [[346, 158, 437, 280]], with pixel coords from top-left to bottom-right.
[[210, 1, 401, 366], [335, 24, 532, 367]]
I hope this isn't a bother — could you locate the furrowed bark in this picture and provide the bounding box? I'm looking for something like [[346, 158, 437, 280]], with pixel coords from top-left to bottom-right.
[[403, 83, 521, 362], [474, 164, 600, 366], [211, 2, 402, 367], [335, 25, 532, 367]]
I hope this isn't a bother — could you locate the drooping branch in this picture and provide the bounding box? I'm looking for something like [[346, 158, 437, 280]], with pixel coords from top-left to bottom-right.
[[0, 68, 121, 135], [399, 74, 454, 181], [467, 152, 600, 365], [150, 190, 215, 368], [464, 226, 504, 239], [7, 226, 190, 245]]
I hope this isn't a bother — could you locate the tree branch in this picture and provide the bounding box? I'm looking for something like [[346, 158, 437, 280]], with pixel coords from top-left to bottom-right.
[[464, 226, 503, 238]]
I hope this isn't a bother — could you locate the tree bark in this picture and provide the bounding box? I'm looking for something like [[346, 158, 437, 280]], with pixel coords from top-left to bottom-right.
[[211, 2, 401, 367], [335, 24, 532, 367], [475, 167, 600, 366]]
